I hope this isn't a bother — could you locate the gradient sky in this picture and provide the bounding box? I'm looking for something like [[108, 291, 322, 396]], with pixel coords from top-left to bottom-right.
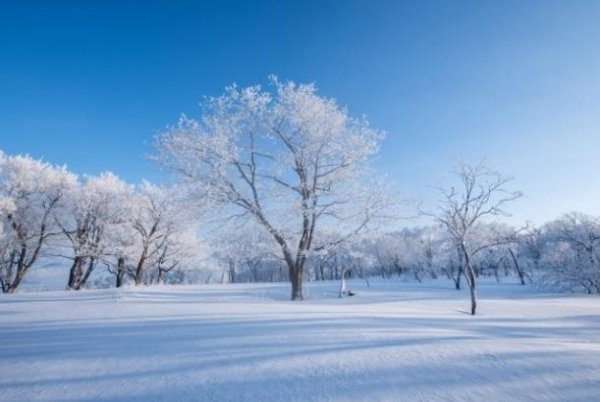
[[1, 0, 599, 226]]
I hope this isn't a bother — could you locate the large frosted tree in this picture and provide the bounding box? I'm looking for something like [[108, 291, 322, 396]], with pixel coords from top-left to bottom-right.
[[0, 152, 76, 293], [539, 213, 600, 293], [56, 172, 130, 290], [156, 78, 390, 300]]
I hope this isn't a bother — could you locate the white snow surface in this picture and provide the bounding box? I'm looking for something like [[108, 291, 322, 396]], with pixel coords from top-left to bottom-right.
[[1, 279, 599, 402]]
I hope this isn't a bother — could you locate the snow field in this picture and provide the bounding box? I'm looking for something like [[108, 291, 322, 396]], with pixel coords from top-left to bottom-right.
[[0, 279, 599, 401]]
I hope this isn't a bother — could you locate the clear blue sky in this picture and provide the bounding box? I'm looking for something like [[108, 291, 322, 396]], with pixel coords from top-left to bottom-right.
[[1, 0, 599, 225]]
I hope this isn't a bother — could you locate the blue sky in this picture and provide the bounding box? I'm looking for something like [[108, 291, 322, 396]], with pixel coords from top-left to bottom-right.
[[1, 0, 599, 225]]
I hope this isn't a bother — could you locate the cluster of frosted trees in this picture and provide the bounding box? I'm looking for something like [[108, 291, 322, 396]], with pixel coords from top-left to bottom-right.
[[2, 78, 598, 311], [213, 213, 600, 296], [371, 213, 600, 296], [0, 152, 206, 293]]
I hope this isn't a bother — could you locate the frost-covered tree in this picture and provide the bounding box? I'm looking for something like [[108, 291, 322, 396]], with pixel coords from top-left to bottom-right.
[[539, 213, 600, 293], [148, 227, 207, 284], [393, 227, 443, 282], [0, 152, 76, 293], [55, 172, 130, 290], [101, 204, 137, 288], [0, 196, 15, 241], [437, 237, 464, 289], [462, 223, 523, 282], [309, 231, 348, 281], [422, 162, 522, 315], [370, 232, 405, 279], [504, 232, 531, 286], [156, 78, 393, 300], [129, 182, 190, 285], [211, 222, 283, 284], [368, 227, 443, 282], [521, 226, 546, 271]]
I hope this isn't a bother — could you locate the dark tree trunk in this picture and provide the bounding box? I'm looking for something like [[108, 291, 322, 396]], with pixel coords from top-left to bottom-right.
[[79, 257, 96, 289], [454, 265, 463, 290], [228, 259, 235, 284], [67, 256, 96, 290], [116, 257, 126, 288], [5, 263, 27, 294], [508, 248, 526, 285], [492, 263, 500, 282], [134, 246, 149, 286], [454, 246, 465, 290], [314, 261, 322, 281], [4, 269, 25, 294], [289, 263, 304, 300], [5, 245, 30, 294], [67, 256, 85, 290]]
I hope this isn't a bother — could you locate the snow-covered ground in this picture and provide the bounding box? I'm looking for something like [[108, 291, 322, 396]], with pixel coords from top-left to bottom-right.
[[1, 279, 598, 402]]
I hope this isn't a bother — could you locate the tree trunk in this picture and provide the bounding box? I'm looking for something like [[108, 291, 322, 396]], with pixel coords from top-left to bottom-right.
[[460, 245, 478, 315], [508, 248, 526, 285], [455, 248, 464, 290], [454, 265, 463, 290], [134, 246, 148, 286], [5, 264, 27, 294], [5, 246, 29, 294], [79, 257, 96, 289], [67, 256, 85, 290], [289, 263, 304, 300], [228, 259, 235, 284], [466, 265, 477, 315], [4, 271, 24, 294], [314, 261, 322, 281], [4, 282, 18, 294], [116, 257, 126, 288], [492, 263, 500, 282]]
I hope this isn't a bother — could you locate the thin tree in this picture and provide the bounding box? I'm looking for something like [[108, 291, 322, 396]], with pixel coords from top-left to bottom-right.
[[422, 162, 522, 315]]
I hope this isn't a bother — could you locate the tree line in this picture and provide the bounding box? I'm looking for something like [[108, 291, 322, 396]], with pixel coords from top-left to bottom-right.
[[0, 154, 205, 293], [2, 78, 598, 315], [213, 212, 600, 293]]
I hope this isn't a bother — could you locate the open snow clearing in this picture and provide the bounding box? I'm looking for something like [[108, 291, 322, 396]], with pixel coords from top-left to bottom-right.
[[1, 279, 598, 401]]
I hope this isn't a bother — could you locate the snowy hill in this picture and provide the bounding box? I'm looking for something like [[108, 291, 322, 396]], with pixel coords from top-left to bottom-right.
[[1, 279, 598, 401]]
